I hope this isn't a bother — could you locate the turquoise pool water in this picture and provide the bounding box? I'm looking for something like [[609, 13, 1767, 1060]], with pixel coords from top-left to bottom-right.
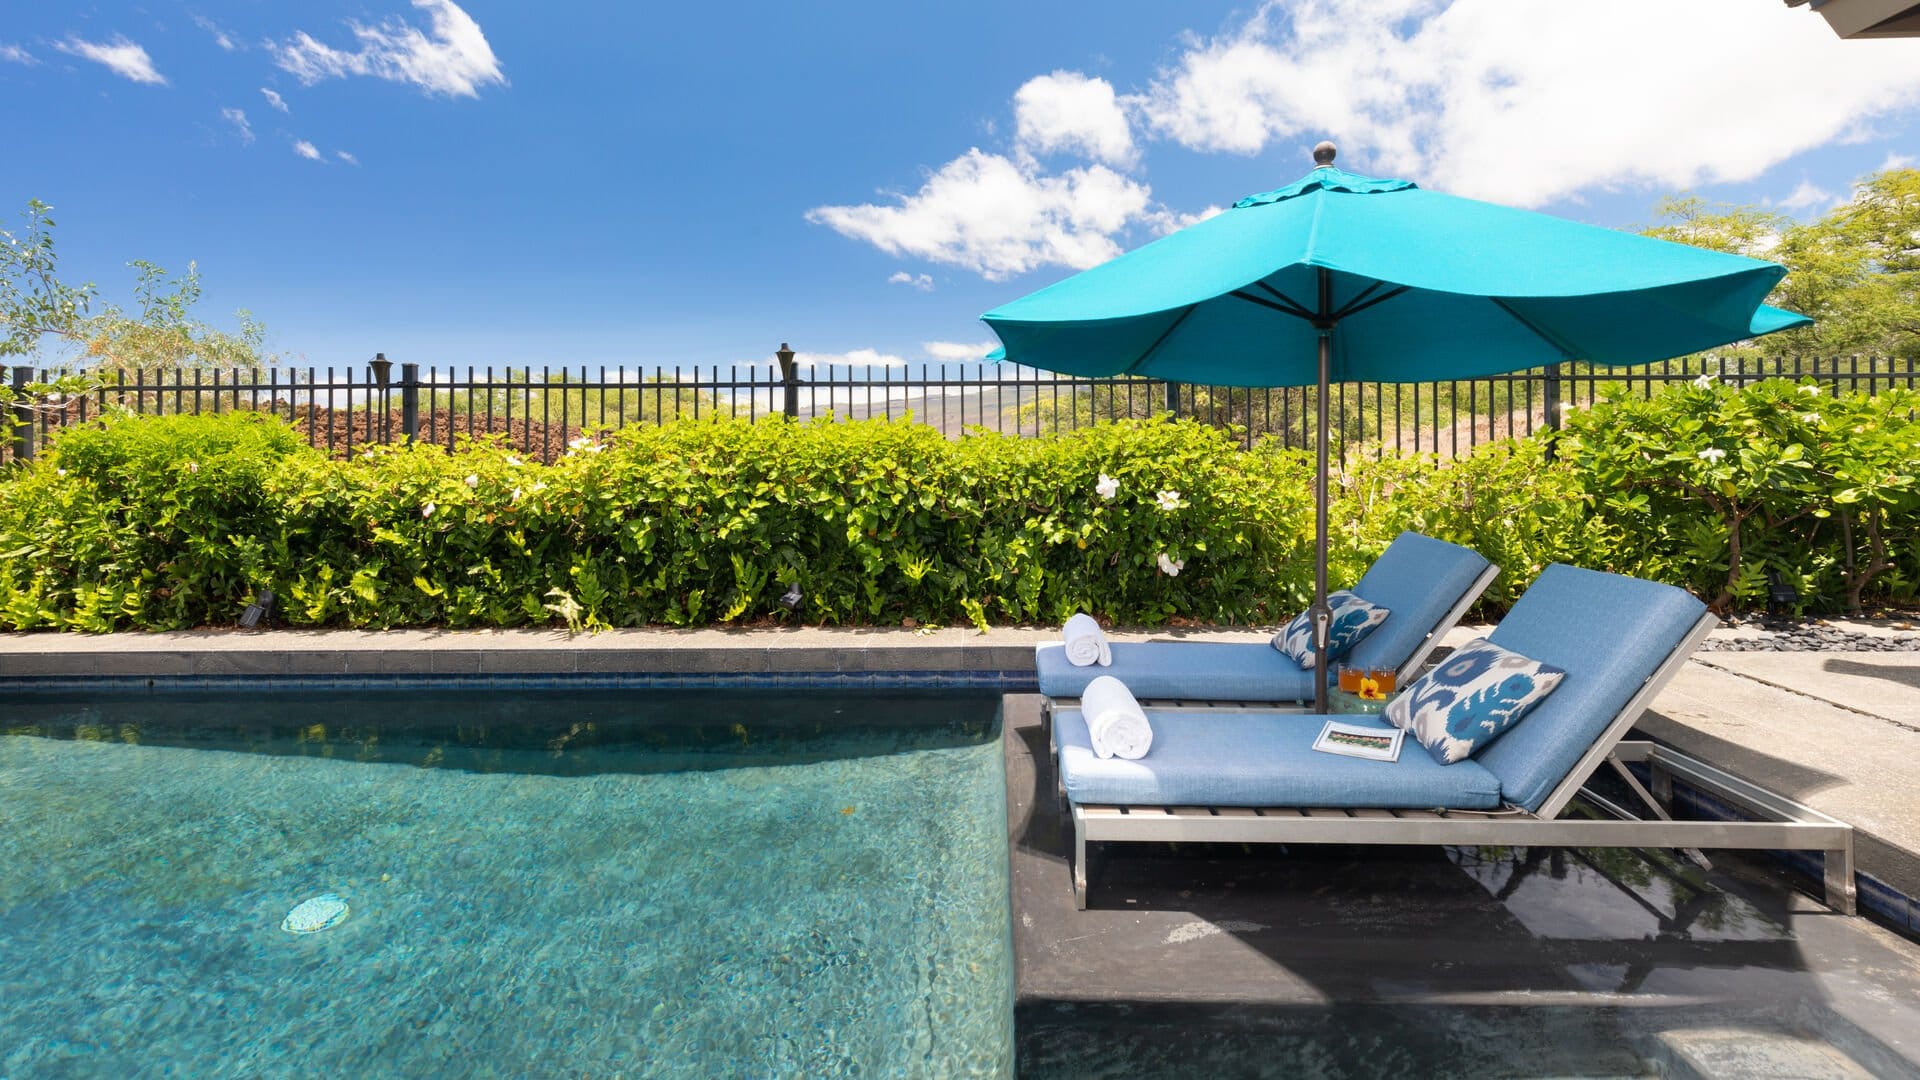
[[0, 689, 1013, 1078]]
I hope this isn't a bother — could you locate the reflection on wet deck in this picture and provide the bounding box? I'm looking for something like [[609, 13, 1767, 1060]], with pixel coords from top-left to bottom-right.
[[1004, 696, 1920, 1079]]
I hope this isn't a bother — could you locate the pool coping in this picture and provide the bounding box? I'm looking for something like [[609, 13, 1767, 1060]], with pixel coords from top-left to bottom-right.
[[0, 625, 1197, 679], [2, 618, 1910, 678]]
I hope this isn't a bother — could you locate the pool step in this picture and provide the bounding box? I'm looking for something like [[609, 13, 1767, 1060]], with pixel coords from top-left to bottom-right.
[[1649, 1027, 1879, 1079]]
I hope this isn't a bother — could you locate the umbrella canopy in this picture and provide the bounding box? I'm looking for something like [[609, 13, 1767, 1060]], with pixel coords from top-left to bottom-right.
[[984, 154, 1808, 385], [981, 144, 1811, 711]]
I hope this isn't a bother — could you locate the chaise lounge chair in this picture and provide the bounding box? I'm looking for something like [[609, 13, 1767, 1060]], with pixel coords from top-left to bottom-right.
[[1047, 564, 1857, 913], [1036, 531, 1498, 706]]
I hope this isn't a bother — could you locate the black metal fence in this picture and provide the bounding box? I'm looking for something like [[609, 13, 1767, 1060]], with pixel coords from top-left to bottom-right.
[[6, 351, 1916, 465]]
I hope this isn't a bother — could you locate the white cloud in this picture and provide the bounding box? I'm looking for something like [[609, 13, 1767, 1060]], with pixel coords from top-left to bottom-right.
[[221, 107, 254, 145], [270, 0, 506, 99], [0, 44, 37, 65], [923, 341, 997, 362], [260, 87, 289, 113], [791, 348, 908, 370], [293, 140, 322, 161], [1883, 152, 1917, 171], [1014, 71, 1136, 167], [807, 149, 1154, 280], [1136, 0, 1920, 207], [888, 271, 934, 291], [55, 36, 167, 86], [1146, 203, 1226, 236], [336, 150, 360, 165], [193, 15, 238, 52], [1773, 180, 1834, 213]]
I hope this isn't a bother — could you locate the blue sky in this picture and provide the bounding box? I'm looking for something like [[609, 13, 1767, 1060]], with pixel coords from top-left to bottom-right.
[[3, 0, 1919, 374]]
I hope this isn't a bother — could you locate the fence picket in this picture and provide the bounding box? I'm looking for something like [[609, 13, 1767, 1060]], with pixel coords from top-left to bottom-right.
[[5, 355, 1916, 466]]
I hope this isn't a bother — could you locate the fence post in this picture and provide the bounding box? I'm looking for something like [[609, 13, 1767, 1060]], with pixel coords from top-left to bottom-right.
[[400, 362, 420, 443], [8, 366, 34, 463], [1165, 381, 1180, 418], [1541, 362, 1562, 462], [776, 342, 800, 418]]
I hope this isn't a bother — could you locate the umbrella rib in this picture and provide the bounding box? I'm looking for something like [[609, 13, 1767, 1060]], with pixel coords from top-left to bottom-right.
[[1124, 306, 1198, 373], [1490, 298, 1580, 361], [1332, 284, 1411, 322], [1230, 287, 1317, 323], [1255, 281, 1320, 321]]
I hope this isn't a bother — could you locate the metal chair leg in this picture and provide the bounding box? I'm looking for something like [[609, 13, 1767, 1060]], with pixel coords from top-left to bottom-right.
[[1607, 753, 1712, 871], [1826, 841, 1858, 916], [1072, 815, 1089, 911]]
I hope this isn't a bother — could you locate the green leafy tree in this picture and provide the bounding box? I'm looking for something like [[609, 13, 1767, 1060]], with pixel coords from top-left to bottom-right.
[[1, 199, 275, 372], [1642, 194, 1791, 257], [1773, 169, 1920, 361], [1646, 171, 1920, 363]]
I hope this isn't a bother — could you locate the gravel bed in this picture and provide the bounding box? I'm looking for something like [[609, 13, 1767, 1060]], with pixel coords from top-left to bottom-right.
[[1701, 616, 1920, 652]]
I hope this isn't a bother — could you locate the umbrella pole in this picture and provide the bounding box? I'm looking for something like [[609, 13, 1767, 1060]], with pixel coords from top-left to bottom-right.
[[1311, 269, 1334, 714]]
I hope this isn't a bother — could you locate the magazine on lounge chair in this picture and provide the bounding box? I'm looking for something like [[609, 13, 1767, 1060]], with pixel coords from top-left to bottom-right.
[[1312, 720, 1404, 762]]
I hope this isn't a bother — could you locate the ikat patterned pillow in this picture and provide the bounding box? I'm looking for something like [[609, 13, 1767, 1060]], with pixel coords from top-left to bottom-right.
[[1385, 638, 1566, 765], [1271, 590, 1390, 670]]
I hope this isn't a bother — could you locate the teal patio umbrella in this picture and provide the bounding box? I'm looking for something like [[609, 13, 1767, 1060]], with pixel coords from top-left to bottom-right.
[[982, 143, 1810, 711]]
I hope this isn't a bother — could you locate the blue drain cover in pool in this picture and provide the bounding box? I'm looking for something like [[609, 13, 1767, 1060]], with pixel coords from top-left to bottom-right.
[[282, 895, 350, 934]]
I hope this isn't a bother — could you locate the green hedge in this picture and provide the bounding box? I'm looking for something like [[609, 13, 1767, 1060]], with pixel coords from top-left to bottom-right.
[[1, 379, 1914, 632], [0, 413, 1318, 630], [1555, 378, 1919, 611]]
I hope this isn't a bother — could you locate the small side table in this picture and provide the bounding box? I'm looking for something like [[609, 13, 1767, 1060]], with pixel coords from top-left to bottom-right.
[[1328, 688, 1399, 716]]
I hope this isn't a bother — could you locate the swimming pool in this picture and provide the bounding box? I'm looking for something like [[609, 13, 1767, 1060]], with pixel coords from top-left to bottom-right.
[[0, 689, 1013, 1077]]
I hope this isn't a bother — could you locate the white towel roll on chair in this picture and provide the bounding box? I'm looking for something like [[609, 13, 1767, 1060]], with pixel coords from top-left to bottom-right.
[[1081, 675, 1153, 760], [1062, 613, 1112, 667]]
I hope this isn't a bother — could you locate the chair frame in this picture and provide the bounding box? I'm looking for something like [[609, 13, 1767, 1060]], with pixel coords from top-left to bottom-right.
[[1049, 612, 1858, 915]]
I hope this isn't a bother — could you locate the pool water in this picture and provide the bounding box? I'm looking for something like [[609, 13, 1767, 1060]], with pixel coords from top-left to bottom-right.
[[0, 689, 1013, 1078]]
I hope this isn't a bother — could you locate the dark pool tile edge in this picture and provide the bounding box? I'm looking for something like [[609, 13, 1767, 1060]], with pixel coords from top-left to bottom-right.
[[0, 671, 1042, 693], [189, 652, 292, 677], [0, 643, 1042, 677], [93, 652, 197, 677], [0, 653, 98, 676]]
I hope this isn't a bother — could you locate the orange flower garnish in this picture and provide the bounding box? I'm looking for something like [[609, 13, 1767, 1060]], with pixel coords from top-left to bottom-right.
[[1357, 676, 1385, 701]]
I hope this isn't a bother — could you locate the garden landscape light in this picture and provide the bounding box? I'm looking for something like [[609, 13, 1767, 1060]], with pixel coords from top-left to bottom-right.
[[238, 589, 276, 630], [1767, 570, 1801, 618]]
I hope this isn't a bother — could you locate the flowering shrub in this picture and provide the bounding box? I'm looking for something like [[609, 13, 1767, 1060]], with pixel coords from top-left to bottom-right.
[[0, 413, 1314, 630], [1334, 438, 1601, 610], [1555, 379, 1920, 612]]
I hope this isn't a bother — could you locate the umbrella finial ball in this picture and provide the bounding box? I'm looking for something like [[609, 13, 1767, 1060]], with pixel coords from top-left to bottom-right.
[[1312, 141, 1337, 167]]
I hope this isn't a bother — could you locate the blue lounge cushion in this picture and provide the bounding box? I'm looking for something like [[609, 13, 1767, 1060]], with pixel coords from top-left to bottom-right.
[[1473, 565, 1708, 812], [1271, 590, 1390, 668], [1055, 708, 1503, 810], [1036, 640, 1313, 701], [1033, 531, 1494, 701], [1343, 532, 1494, 675], [1385, 638, 1566, 764]]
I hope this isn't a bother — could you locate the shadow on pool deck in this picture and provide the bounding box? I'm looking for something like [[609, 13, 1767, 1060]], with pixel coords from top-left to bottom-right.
[[1001, 694, 1920, 1079]]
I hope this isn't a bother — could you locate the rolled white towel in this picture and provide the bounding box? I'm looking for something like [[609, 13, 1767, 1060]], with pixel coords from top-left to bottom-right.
[[1062, 612, 1112, 667], [1082, 675, 1152, 760]]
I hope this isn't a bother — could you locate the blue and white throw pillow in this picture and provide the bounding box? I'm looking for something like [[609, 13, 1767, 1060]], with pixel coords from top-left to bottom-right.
[[1385, 638, 1566, 765], [1271, 590, 1390, 669]]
